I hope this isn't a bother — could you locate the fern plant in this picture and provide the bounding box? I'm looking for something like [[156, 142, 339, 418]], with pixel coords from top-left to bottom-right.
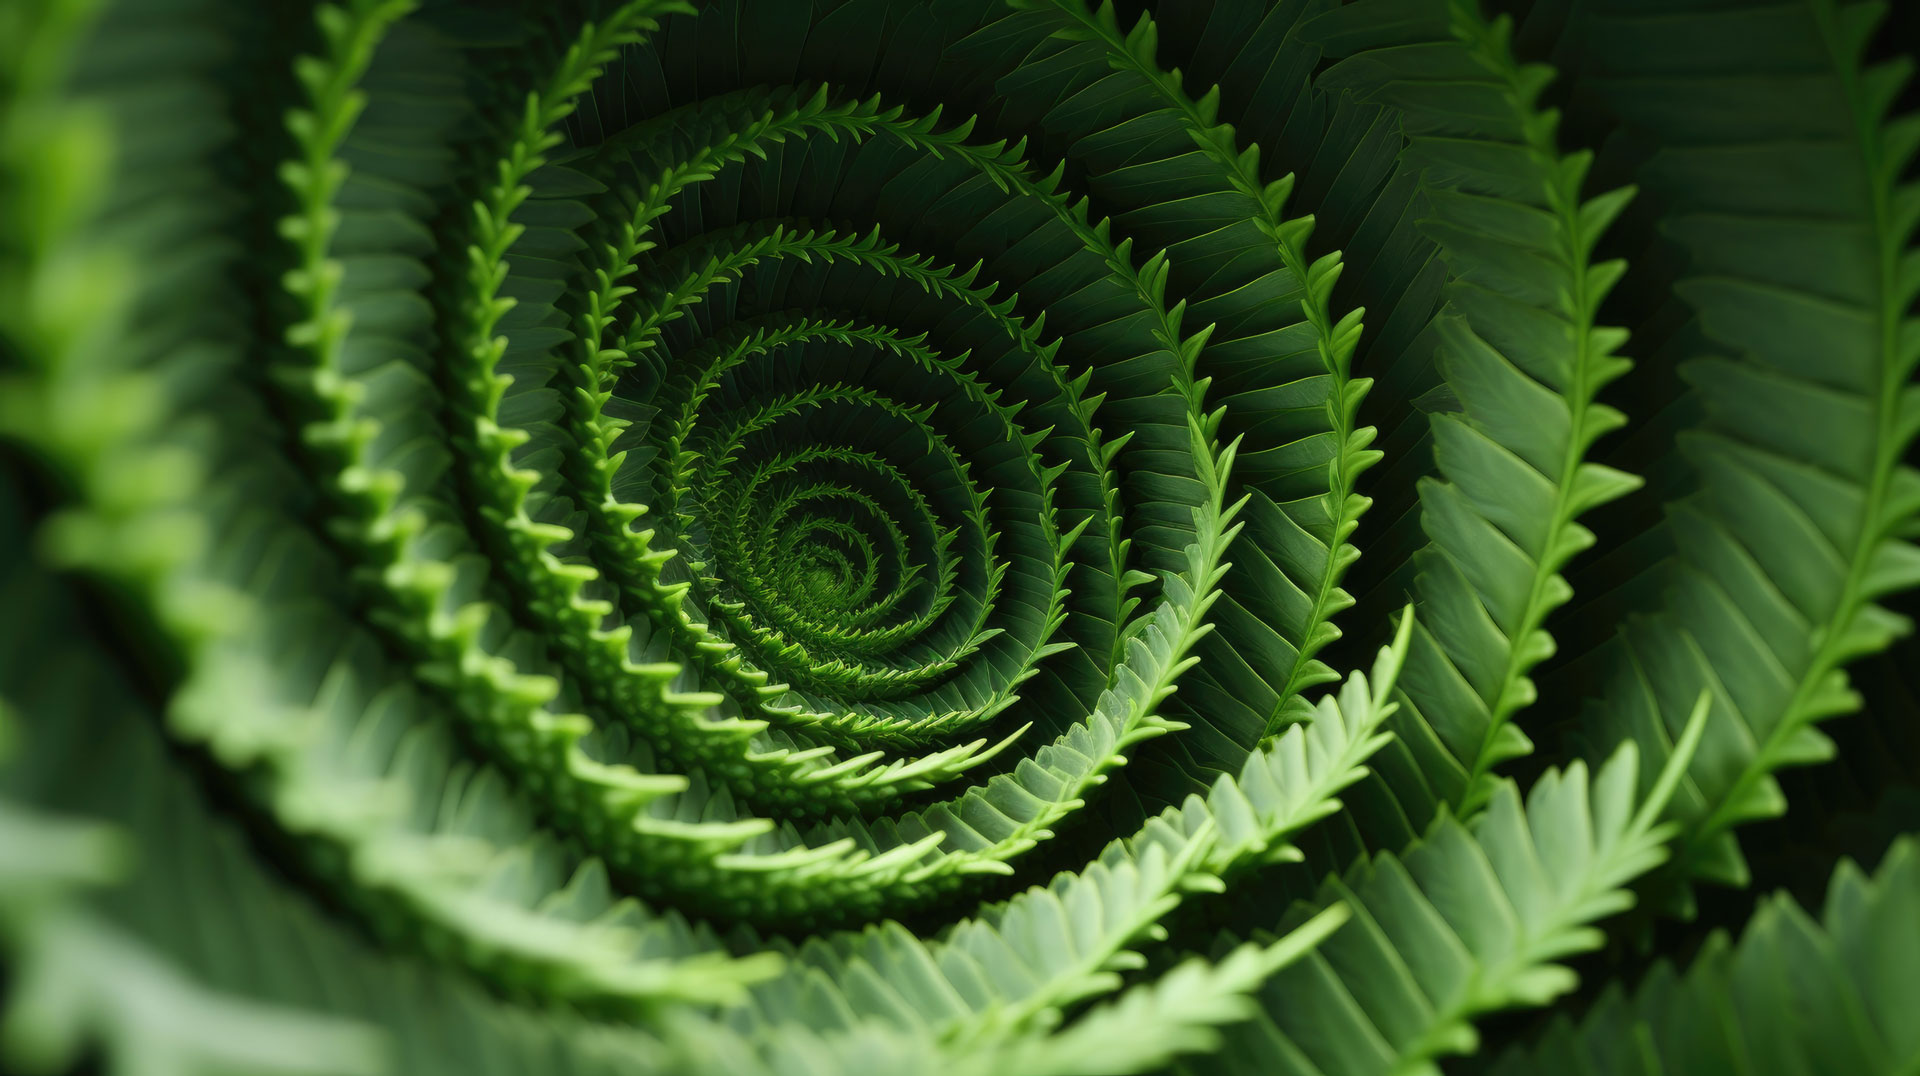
[[2, 0, 1916, 1072]]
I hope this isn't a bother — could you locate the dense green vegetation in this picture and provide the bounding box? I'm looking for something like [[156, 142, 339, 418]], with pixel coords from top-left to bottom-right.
[[2, 0, 1915, 1072]]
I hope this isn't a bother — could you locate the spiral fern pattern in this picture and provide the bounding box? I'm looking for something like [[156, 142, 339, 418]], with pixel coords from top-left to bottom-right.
[[3, 0, 1918, 1073]]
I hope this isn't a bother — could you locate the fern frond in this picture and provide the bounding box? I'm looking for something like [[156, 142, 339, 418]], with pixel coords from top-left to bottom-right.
[[4, 0, 1918, 1073]]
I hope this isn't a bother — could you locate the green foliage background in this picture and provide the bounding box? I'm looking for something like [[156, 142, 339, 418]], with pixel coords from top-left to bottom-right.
[[2, 0, 1917, 1072]]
